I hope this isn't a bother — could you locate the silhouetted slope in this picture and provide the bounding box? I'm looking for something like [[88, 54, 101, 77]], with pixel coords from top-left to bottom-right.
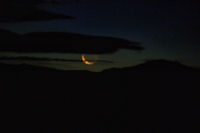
[[104, 59, 196, 72], [0, 61, 199, 133], [104, 60, 200, 132]]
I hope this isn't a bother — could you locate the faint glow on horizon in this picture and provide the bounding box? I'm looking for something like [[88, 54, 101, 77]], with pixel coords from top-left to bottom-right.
[[0, 50, 146, 72]]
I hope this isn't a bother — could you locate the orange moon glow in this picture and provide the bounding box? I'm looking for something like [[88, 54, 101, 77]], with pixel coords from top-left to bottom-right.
[[81, 54, 97, 65]]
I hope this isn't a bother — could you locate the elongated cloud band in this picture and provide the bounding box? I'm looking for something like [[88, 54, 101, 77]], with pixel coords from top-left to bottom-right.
[[0, 30, 144, 54], [0, 57, 114, 64]]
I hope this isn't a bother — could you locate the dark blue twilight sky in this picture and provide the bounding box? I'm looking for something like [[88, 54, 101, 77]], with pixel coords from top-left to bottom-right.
[[0, 0, 200, 70]]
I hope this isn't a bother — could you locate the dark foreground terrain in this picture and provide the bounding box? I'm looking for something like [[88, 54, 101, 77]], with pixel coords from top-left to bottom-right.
[[1, 60, 199, 133]]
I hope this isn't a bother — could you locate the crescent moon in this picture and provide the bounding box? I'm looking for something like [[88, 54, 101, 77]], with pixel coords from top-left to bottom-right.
[[81, 54, 95, 65]]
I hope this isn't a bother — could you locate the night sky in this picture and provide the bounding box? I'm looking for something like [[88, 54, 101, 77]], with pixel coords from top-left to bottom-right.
[[0, 0, 200, 71]]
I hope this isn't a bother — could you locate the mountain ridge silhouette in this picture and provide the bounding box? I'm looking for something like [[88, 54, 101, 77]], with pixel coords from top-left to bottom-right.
[[0, 59, 199, 133]]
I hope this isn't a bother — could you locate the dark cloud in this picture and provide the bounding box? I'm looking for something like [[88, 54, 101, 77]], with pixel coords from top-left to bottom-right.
[[0, 0, 143, 54], [0, 9, 74, 23], [1, 0, 77, 5], [0, 0, 74, 22], [0, 29, 144, 54]]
